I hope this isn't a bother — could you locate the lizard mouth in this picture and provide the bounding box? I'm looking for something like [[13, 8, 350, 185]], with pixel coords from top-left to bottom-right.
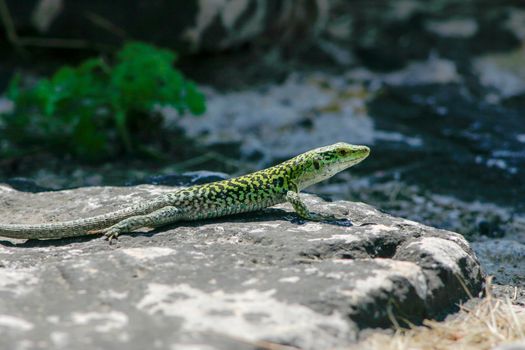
[[339, 145, 370, 168], [325, 145, 370, 179]]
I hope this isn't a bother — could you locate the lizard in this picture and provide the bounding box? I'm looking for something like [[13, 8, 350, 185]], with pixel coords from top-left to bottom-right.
[[0, 142, 370, 243]]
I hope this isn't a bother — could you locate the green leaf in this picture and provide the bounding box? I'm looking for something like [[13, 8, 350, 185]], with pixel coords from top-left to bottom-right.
[[6, 73, 21, 101], [1, 41, 206, 161], [185, 82, 206, 115]]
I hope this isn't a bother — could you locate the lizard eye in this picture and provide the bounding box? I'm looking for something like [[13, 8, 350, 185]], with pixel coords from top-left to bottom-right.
[[313, 160, 320, 170], [339, 150, 348, 156]]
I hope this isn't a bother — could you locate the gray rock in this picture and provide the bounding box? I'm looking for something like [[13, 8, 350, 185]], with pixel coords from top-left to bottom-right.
[[0, 183, 483, 349], [6, 0, 329, 52], [471, 239, 525, 286]]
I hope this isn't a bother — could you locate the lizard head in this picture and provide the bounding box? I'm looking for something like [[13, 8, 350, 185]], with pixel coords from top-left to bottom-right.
[[293, 142, 370, 190]]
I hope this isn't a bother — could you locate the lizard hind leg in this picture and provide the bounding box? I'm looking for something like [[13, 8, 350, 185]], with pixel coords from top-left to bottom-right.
[[100, 206, 183, 243]]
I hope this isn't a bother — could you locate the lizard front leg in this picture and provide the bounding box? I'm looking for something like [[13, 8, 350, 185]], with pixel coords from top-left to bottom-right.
[[285, 191, 342, 222], [98, 206, 183, 243]]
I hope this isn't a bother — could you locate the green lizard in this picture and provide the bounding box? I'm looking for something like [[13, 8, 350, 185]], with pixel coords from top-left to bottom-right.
[[0, 142, 370, 242]]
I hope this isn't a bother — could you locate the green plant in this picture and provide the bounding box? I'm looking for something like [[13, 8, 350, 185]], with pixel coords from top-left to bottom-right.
[[1, 41, 206, 160]]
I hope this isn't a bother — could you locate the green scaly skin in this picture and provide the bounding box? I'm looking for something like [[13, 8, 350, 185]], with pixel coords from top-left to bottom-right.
[[0, 143, 370, 242]]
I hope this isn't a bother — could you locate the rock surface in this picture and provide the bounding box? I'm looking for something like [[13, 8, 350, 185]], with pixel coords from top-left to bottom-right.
[[5, 0, 328, 52], [0, 180, 483, 349]]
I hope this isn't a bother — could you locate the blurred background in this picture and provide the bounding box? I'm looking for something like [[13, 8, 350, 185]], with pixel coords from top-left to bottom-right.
[[0, 0, 523, 286]]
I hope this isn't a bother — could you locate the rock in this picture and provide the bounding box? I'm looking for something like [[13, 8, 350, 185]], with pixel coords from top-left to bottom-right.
[[0, 180, 483, 349], [471, 239, 525, 286], [322, 0, 520, 70], [367, 83, 525, 212], [5, 0, 329, 52]]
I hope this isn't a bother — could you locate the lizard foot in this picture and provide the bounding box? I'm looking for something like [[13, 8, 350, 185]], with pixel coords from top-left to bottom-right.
[[103, 229, 120, 244], [94, 227, 120, 244]]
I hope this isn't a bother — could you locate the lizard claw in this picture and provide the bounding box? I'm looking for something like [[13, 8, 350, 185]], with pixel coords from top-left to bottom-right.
[[103, 229, 120, 244], [93, 227, 119, 244]]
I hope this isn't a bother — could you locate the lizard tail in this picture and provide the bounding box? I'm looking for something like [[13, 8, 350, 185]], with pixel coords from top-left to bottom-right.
[[0, 199, 168, 239]]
